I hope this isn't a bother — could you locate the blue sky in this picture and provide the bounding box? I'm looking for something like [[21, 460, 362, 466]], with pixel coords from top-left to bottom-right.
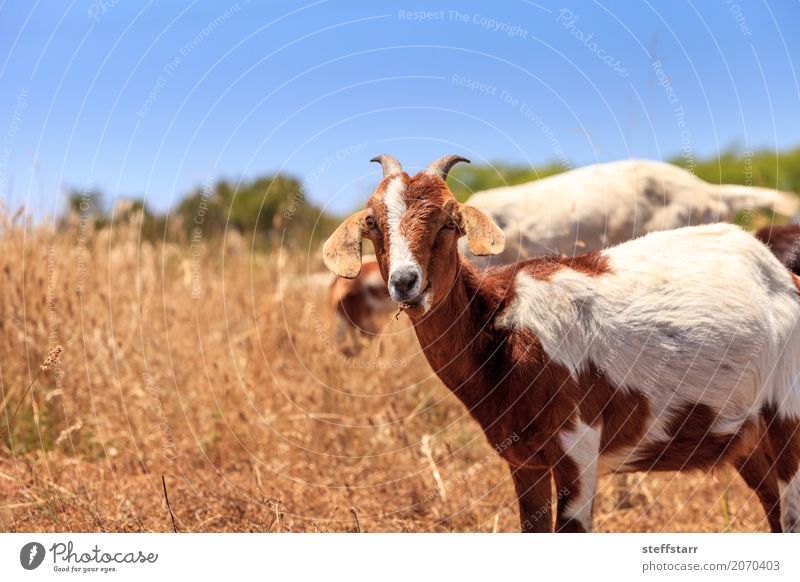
[[1, 0, 798, 217]]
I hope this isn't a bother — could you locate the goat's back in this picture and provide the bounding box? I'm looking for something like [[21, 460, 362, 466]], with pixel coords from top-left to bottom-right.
[[497, 223, 800, 443]]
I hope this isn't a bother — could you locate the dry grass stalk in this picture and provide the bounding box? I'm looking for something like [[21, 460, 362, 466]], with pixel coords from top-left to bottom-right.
[[350, 506, 362, 533], [1, 345, 63, 443], [161, 475, 179, 533], [420, 434, 447, 504], [373, 306, 405, 358]]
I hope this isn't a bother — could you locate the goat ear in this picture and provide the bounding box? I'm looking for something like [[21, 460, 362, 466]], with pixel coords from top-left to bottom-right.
[[322, 210, 367, 278], [458, 204, 505, 256]]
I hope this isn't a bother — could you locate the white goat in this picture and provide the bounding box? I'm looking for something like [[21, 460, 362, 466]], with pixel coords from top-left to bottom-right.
[[463, 158, 799, 266]]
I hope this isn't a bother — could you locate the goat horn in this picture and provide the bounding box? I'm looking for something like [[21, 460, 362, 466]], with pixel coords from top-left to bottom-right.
[[426, 155, 470, 181], [370, 154, 404, 178]]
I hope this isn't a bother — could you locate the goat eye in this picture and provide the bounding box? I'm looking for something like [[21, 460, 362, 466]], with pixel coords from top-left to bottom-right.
[[365, 216, 377, 230], [443, 220, 457, 230]]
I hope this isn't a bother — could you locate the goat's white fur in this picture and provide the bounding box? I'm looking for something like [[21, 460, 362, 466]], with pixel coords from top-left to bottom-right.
[[559, 420, 602, 531], [779, 473, 800, 531], [384, 176, 415, 275]]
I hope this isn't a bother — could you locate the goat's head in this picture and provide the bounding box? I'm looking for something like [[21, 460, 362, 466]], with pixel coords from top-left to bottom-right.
[[323, 155, 505, 316]]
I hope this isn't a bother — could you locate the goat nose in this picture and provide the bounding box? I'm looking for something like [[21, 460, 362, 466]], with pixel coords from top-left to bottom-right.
[[389, 269, 419, 296]]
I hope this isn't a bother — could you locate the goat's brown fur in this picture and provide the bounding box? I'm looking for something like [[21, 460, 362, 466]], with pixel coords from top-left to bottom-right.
[[756, 223, 800, 275]]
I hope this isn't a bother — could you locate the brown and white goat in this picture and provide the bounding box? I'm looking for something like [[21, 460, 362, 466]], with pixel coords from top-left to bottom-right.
[[323, 154, 800, 533], [327, 256, 394, 352]]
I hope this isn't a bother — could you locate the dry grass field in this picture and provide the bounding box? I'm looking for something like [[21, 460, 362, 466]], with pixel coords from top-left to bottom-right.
[[0, 213, 772, 532]]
